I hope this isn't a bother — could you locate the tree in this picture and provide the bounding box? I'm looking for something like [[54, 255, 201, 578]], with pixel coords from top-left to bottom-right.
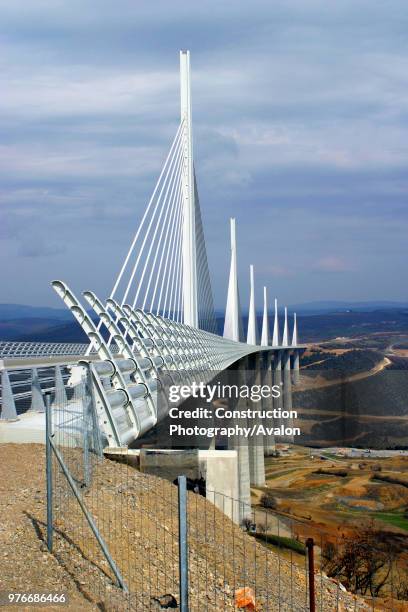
[[395, 568, 408, 600], [321, 541, 337, 564], [241, 517, 252, 531], [260, 492, 278, 510], [322, 523, 398, 598]]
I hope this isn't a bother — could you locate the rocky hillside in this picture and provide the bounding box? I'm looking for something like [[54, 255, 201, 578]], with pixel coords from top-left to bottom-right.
[[0, 443, 391, 611]]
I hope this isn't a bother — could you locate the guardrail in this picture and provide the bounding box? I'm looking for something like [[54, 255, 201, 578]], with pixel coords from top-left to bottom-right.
[[0, 342, 117, 419], [0, 341, 121, 360], [0, 341, 90, 359], [0, 363, 72, 418]]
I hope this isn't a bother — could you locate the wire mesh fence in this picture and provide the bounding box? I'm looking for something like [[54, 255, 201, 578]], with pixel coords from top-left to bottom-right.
[[186, 490, 406, 611], [47, 376, 181, 610], [42, 373, 406, 611]]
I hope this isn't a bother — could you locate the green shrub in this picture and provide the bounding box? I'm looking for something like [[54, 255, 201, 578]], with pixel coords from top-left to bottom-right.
[[252, 532, 306, 555]]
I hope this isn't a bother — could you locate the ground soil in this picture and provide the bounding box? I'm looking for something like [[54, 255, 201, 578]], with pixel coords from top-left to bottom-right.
[[0, 443, 382, 611]]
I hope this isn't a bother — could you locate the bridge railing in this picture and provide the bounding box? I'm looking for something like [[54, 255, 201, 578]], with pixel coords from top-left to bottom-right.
[[0, 341, 122, 360], [0, 343, 120, 419], [0, 341, 91, 359], [0, 361, 80, 419]]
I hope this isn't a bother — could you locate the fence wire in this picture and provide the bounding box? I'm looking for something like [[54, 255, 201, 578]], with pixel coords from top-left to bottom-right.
[[43, 374, 404, 611]]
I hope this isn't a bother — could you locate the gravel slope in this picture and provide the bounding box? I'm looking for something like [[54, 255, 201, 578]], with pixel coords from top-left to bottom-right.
[[0, 443, 388, 611]]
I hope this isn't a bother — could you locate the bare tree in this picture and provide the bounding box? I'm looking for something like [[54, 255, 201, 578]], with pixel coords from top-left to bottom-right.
[[395, 567, 408, 600], [322, 523, 399, 598], [260, 492, 278, 510]]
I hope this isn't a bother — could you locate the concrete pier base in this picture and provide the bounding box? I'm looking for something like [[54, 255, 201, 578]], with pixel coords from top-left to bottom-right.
[[263, 353, 275, 455], [273, 350, 283, 429], [293, 350, 300, 385], [247, 355, 265, 487], [138, 448, 240, 522], [227, 359, 252, 521], [248, 437, 265, 486], [282, 350, 294, 443]]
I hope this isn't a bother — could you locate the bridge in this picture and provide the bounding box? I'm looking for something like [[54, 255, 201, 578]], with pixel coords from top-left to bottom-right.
[[0, 51, 304, 520]]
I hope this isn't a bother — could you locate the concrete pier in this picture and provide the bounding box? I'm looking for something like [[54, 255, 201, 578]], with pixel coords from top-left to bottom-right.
[[292, 350, 300, 385], [263, 353, 276, 455], [273, 350, 283, 427], [247, 355, 265, 487], [227, 358, 252, 519], [282, 349, 294, 443]]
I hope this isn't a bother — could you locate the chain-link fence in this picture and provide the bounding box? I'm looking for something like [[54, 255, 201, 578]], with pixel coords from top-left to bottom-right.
[[43, 374, 405, 611]]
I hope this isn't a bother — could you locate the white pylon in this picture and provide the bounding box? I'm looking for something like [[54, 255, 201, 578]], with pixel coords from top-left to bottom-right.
[[224, 218, 244, 342], [282, 306, 289, 347], [261, 286, 270, 346], [247, 265, 259, 345], [29, 368, 45, 412], [0, 367, 18, 421], [53, 365, 67, 407], [272, 298, 280, 346], [292, 312, 298, 346], [180, 50, 198, 328], [292, 312, 300, 384]]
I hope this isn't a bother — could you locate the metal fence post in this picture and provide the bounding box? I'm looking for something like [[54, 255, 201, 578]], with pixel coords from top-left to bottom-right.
[[45, 392, 53, 553], [50, 438, 128, 592], [85, 362, 103, 458], [81, 380, 91, 488], [306, 537, 316, 612], [178, 475, 189, 612]]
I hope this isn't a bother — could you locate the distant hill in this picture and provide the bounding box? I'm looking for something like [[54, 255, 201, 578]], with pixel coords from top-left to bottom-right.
[[1, 303, 408, 344], [296, 309, 408, 342], [0, 318, 72, 341], [0, 304, 74, 322], [20, 321, 90, 343], [215, 300, 408, 317], [218, 309, 408, 343], [4, 300, 408, 322], [286, 300, 408, 315], [0, 303, 91, 342]]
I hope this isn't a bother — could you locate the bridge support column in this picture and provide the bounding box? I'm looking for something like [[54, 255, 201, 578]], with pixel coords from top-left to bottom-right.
[[282, 350, 294, 443], [248, 355, 265, 487], [0, 366, 19, 421], [180, 50, 198, 328], [52, 365, 67, 407], [273, 350, 283, 430], [29, 368, 45, 413], [292, 350, 300, 385], [263, 353, 275, 455], [227, 358, 251, 521]]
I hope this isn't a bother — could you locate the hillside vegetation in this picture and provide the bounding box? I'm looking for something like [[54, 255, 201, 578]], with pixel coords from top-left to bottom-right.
[[255, 446, 408, 604]]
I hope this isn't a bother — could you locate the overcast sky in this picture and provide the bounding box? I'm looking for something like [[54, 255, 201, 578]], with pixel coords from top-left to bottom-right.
[[1, 0, 407, 310]]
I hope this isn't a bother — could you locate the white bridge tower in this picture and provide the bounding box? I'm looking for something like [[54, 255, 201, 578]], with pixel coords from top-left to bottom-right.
[[180, 50, 198, 327]]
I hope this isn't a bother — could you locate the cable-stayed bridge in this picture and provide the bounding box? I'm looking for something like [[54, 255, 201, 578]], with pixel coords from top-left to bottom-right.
[[0, 51, 304, 518]]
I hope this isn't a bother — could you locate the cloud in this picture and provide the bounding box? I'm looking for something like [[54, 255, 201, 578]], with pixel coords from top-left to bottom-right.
[[313, 257, 351, 273], [0, 0, 407, 306], [19, 240, 66, 258], [264, 264, 295, 278]]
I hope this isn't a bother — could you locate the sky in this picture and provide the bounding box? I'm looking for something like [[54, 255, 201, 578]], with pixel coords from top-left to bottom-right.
[[1, 0, 407, 310]]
